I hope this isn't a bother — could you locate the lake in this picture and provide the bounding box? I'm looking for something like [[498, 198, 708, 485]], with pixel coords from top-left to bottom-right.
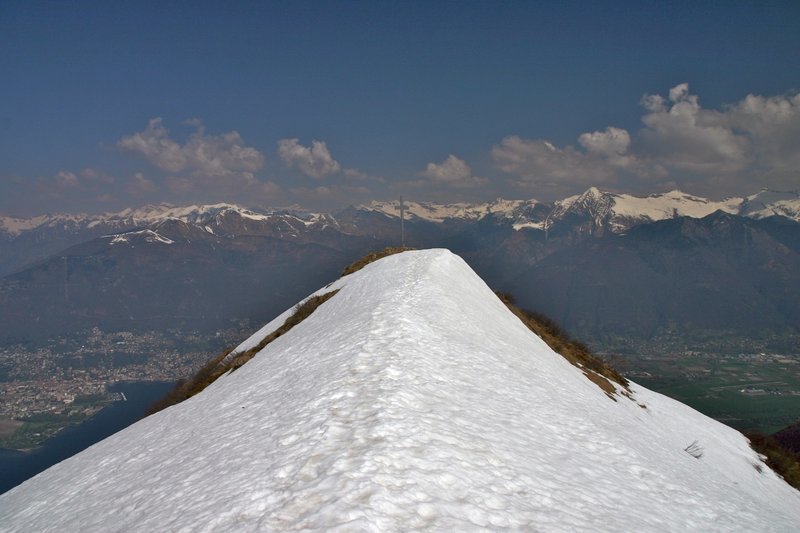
[[0, 380, 175, 495]]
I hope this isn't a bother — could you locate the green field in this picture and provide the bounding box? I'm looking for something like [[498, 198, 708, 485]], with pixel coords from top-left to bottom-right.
[[625, 354, 800, 434], [0, 397, 112, 450]]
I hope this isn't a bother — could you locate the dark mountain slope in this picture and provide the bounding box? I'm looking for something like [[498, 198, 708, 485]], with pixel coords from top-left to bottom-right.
[[506, 212, 800, 343], [0, 224, 352, 343], [775, 421, 800, 456]]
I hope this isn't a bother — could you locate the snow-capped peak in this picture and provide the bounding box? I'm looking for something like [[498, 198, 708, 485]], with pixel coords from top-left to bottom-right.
[[740, 189, 800, 220], [362, 198, 536, 223], [2, 249, 798, 530], [549, 188, 744, 232], [115, 202, 270, 224], [582, 185, 603, 198]]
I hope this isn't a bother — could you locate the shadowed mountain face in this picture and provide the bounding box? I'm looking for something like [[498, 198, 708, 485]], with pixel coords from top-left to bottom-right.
[[775, 420, 800, 456], [0, 221, 367, 344], [0, 198, 799, 349], [504, 212, 800, 343]]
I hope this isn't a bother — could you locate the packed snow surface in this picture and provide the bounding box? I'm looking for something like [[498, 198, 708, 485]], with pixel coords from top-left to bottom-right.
[[2, 250, 799, 531]]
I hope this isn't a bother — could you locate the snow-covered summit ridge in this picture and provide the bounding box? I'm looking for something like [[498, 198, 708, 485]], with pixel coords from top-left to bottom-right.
[[2, 249, 799, 531]]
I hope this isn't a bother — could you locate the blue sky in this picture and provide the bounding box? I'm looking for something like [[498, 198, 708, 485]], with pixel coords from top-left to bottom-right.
[[1, 1, 799, 214]]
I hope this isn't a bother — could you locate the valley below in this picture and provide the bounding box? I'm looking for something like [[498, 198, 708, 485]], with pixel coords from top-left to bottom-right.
[[0, 327, 244, 449]]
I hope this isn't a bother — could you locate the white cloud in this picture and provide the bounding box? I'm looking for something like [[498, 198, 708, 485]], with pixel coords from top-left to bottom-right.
[[343, 167, 386, 183], [719, 92, 800, 180], [493, 136, 608, 187], [492, 131, 662, 194], [578, 127, 630, 160], [420, 155, 488, 188], [55, 170, 79, 188], [278, 138, 341, 179], [118, 118, 265, 179], [494, 84, 800, 196], [637, 84, 750, 176]]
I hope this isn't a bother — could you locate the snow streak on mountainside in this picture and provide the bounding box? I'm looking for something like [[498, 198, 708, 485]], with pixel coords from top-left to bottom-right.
[[2, 250, 798, 531], [107, 229, 174, 246]]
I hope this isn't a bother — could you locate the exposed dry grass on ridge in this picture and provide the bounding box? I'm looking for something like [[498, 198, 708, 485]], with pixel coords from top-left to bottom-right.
[[146, 290, 339, 416], [342, 247, 413, 276], [495, 291, 630, 400], [225, 290, 339, 373], [747, 432, 800, 491]]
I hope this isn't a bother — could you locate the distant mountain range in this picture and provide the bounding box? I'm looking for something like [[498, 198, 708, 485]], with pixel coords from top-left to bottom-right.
[[1, 188, 798, 349]]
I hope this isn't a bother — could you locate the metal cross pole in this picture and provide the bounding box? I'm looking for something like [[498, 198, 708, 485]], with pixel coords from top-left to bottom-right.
[[399, 196, 405, 247]]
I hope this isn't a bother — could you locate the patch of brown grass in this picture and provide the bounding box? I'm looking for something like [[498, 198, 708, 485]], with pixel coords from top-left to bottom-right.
[[747, 432, 800, 491], [145, 289, 339, 416], [225, 290, 339, 373], [495, 291, 629, 400], [342, 247, 413, 276]]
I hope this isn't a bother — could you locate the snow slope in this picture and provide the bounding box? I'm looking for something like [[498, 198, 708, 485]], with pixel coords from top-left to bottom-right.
[[740, 190, 800, 221], [2, 249, 799, 531]]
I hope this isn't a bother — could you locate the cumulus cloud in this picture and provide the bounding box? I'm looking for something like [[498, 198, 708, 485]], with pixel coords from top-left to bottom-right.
[[636, 84, 800, 192], [418, 155, 488, 188], [118, 118, 265, 180], [278, 138, 341, 179], [492, 130, 663, 195], [494, 84, 800, 196], [343, 167, 386, 183], [718, 92, 800, 180], [116, 118, 274, 204], [637, 83, 750, 175], [55, 170, 80, 188]]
